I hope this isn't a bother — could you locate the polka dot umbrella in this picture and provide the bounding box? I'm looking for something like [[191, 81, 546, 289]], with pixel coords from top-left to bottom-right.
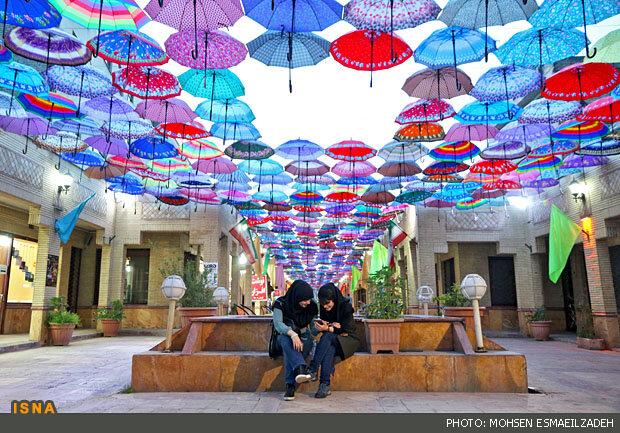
[[86, 30, 168, 66], [394, 122, 445, 142], [326, 140, 376, 162], [395, 98, 455, 124]]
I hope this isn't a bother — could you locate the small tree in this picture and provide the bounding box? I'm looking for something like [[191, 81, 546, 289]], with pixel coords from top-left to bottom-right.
[[48, 296, 81, 326], [158, 258, 215, 308], [435, 283, 470, 308], [364, 266, 404, 319]]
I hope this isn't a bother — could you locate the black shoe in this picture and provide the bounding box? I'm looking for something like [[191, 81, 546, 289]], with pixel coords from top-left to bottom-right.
[[307, 368, 318, 382], [284, 383, 295, 401], [294, 366, 311, 384], [315, 383, 331, 399]]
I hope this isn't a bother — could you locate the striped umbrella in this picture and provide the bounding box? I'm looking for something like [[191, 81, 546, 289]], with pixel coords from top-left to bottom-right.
[[551, 120, 609, 142], [17, 92, 79, 119], [5, 27, 91, 66], [429, 141, 480, 162]]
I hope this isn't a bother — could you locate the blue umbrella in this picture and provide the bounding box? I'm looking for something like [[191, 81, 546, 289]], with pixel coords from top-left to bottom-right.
[[455, 101, 522, 124], [210, 122, 261, 140], [612, 85, 620, 99], [529, 0, 620, 58], [0, 62, 48, 113], [254, 190, 288, 203], [337, 176, 377, 185], [0, 0, 61, 36], [238, 159, 284, 176], [243, 0, 343, 32], [61, 148, 105, 168], [52, 117, 101, 137], [276, 139, 324, 161], [195, 98, 255, 123], [519, 98, 582, 125], [254, 172, 293, 185], [247, 30, 330, 92], [108, 181, 145, 195], [439, 0, 538, 61], [494, 27, 587, 70], [471, 66, 541, 102], [130, 136, 178, 160], [414, 26, 495, 90]]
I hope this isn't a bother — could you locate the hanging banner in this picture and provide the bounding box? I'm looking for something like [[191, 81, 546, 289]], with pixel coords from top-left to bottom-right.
[[251, 274, 267, 301], [230, 219, 257, 264]]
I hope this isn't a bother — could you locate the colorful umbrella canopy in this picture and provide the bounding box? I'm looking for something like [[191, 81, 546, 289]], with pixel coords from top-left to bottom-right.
[[423, 161, 468, 175], [455, 101, 522, 124], [470, 159, 517, 175], [276, 139, 323, 161], [444, 123, 497, 141], [165, 30, 246, 70], [0, 0, 61, 34], [481, 141, 530, 160], [46, 65, 115, 99], [210, 122, 260, 141], [528, 0, 620, 59], [344, 0, 440, 31], [494, 27, 587, 68], [402, 67, 472, 99], [101, 118, 153, 140], [551, 120, 609, 142], [516, 155, 561, 172], [332, 160, 376, 178], [225, 140, 274, 159], [361, 187, 395, 205], [178, 68, 245, 99], [34, 131, 86, 153], [528, 141, 578, 158], [112, 66, 181, 100], [455, 197, 488, 210], [5, 27, 91, 66], [396, 99, 455, 124], [155, 122, 210, 140], [243, 0, 343, 32], [136, 98, 196, 124], [82, 95, 137, 121], [248, 30, 330, 92], [326, 140, 376, 162], [496, 124, 553, 146], [561, 154, 609, 169], [87, 30, 168, 66], [0, 62, 48, 101], [577, 96, 620, 124], [470, 65, 541, 102], [542, 63, 620, 101], [240, 159, 284, 176], [53, 117, 101, 136], [414, 26, 495, 89], [429, 141, 480, 162], [395, 190, 434, 204], [394, 122, 444, 142], [0, 91, 26, 117], [177, 139, 222, 160], [17, 92, 79, 119], [130, 136, 178, 160], [519, 98, 582, 125], [577, 139, 620, 156], [584, 29, 620, 64], [330, 30, 413, 87], [379, 141, 428, 161]]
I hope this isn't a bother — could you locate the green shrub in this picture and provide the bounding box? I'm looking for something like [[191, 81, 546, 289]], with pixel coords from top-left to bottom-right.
[[159, 258, 215, 308], [435, 283, 470, 307], [528, 307, 547, 322], [96, 299, 124, 321], [364, 266, 404, 320], [47, 296, 81, 326]]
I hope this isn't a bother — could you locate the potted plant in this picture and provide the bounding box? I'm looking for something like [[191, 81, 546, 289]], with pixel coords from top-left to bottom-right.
[[47, 296, 81, 346], [363, 266, 404, 354], [575, 309, 605, 350], [159, 258, 216, 328], [528, 307, 552, 341], [435, 283, 485, 333], [96, 300, 124, 337]]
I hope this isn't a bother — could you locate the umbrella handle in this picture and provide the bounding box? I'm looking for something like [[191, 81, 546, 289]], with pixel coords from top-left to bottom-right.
[[522, 0, 527, 4], [55, 153, 61, 170], [192, 0, 199, 59], [158, 0, 164, 6], [22, 140, 28, 155], [585, 44, 597, 59]]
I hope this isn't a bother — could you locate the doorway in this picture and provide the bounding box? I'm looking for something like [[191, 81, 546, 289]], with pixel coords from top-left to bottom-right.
[[488, 256, 517, 306], [560, 258, 577, 332], [67, 247, 82, 313], [0, 234, 13, 333], [441, 258, 455, 293]]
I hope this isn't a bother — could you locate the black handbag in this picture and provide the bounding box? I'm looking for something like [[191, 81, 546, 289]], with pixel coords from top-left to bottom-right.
[[268, 322, 282, 359]]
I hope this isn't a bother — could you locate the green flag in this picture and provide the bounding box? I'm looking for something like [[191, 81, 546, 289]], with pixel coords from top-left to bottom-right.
[[370, 240, 388, 275], [549, 205, 582, 283], [351, 266, 361, 293], [262, 249, 271, 275]]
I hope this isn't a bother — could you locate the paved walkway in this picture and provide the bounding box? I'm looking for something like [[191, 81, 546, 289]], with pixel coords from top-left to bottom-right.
[[0, 336, 618, 413]]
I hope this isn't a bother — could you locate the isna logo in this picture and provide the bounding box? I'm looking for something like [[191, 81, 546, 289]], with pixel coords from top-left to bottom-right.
[[10, 400, 57, 414]]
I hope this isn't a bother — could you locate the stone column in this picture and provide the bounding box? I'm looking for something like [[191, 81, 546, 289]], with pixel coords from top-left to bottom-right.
[[217, 234, 230, 290], [29, 225, 60, 342], [581, 234, 620, 348], [230, 244, 240, 306], [242, 267, 252, 307]]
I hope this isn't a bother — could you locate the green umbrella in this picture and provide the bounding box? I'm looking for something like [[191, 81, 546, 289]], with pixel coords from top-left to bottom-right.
[[584, 29, 620, 64]]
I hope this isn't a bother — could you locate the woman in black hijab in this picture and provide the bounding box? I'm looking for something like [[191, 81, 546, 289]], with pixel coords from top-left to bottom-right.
[[308, 282, 359, 398], [272, 279, 318, 401]]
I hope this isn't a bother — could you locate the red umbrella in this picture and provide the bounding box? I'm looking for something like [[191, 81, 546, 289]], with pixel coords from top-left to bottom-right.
[[330, 30, 413, 87], [482, 179, 521, 191], [155, 121, 210, 139], [469, 160, 517, 175], [542, 63, 620, 101], [112, 66, 181, 101], [326, 140, 376, 162], [577, 96, 620, 126], [422, 161, 469, 175], [325, 191, 359, 203]]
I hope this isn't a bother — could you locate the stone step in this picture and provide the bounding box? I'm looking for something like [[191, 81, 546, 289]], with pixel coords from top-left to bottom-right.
[[132, 350, 528, 393]]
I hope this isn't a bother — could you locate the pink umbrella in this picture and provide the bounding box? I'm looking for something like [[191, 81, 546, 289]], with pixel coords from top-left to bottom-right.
[[217, 189, 249, 201], [424, 199, 454, 208], [180, 187, 219, 204], [445, 123, 498, 142], [332, 161, 376, 177], [135, 98, 196, 124], [0, 114, 54, 154], [146, 0, 244, 59], [165, 30, 247, 69], [112, 66, 181, 101], [396, 99, 455, 124], [192, 156, 237, 174]]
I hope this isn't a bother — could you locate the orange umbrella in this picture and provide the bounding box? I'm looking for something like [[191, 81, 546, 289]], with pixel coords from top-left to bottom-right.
[[394, 122, 445, 142]]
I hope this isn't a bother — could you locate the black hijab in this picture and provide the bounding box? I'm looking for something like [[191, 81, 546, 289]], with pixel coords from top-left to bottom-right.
[[274, 279, 318, 330], [318, 283, 353, 323]]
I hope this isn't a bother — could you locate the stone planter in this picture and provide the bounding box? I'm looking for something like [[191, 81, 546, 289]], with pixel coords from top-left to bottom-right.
[[576, 336, 605, 350], [101, 319, 121, 337], [49, 324, 75, 346], [179, 307, 218, 328], [363, 318, 404, 354], [529, 321, 552, 341], [443, 307, 486, 332]]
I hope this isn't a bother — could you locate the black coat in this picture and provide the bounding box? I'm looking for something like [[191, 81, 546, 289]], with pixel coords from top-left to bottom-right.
[[323, 299, 359, 360]]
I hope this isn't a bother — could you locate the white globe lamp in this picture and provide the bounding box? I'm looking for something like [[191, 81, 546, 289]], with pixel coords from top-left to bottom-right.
[[460, 274, 487, 352], [160, 275, 187, 352], [416, 285, 434, 316]]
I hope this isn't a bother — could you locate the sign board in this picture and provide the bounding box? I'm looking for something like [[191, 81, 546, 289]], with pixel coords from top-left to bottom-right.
[[46, 254, 59, 287], [0, 264, 7, 275], [251, 274, 267, 302], [203, 262, 218, 287]]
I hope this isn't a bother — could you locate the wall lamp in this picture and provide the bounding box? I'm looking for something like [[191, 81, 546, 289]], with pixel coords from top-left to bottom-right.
[[569, 179, 587, 203], [56, 173, 73, 195]]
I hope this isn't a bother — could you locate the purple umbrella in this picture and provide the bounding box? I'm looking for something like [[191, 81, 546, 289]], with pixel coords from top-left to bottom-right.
[[82, 95, 139, 122], [496, 123, 553, 147], [523, 177, 559, 190], [45, 65, 115, 113], [4, 27, 91, 66], [444, 123, 498, 142], [146, 0, 244, 59], [165, 30, 246, 69], [561, 154, 609, 169], [332, 161, 376, 178], [192, 156, 238, 174], [85, 135, 129, 157], [100, 119, 153, 141], [0, 114, 53, 154], [286, 160, 330, 177], [135, 98, 196, 124]]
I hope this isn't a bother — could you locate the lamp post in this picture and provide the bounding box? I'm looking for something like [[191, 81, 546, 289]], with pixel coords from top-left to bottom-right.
[[460, 274, 487, 352], [161, 275, 186, 353], [416, 285, 434, 316], [213, 286, 229, 316]]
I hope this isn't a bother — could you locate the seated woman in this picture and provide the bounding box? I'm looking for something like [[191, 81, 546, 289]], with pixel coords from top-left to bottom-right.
[[308, 283, 360, 398], [272, 279, 318, 401]]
